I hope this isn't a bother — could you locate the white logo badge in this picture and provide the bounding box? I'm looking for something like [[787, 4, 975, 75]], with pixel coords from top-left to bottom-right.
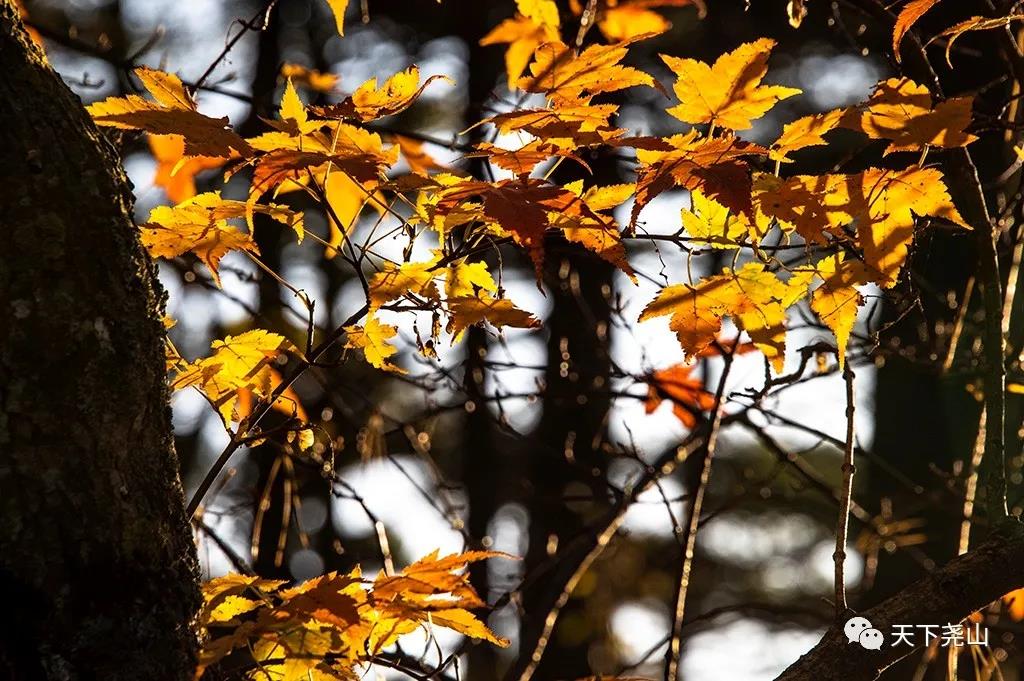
[[845, 616, 885, 650]]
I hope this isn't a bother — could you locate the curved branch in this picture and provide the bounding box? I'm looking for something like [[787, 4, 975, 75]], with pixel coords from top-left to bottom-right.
[[776, 522, 1024, 681]]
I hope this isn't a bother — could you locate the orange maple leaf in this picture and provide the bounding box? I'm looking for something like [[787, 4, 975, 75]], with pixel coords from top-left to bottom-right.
[[279, 63, 339, 93], [148, 134, 225, 203], [632, 131, 766, 230], [436, 177, 605, 279], [893, 0, 941, 63], [644, 364, 716, 428], [595, 0, 706, 41]]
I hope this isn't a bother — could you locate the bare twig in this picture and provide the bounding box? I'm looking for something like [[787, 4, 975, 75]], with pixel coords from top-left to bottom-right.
[[665, 354, 734, 681], [833, 363, 856, 618]]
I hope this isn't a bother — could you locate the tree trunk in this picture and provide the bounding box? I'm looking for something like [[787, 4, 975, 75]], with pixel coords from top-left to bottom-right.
[[0, 4, 201, 680]]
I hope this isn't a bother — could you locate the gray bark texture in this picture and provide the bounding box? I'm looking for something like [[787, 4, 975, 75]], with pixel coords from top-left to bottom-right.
[[0, 3, 201, 680]]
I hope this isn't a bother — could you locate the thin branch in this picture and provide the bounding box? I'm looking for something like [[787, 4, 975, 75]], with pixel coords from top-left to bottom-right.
[[833, 363, 856, 618], [665, 353, 734, 681]]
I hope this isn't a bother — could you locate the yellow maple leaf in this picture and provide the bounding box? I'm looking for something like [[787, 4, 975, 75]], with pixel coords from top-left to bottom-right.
[[754, 165, 967, 285], [769, 109, 845, 163], [843, 77, 976, 155], [479, 103, 628, 163], [200, 573, 286, 626], [480, 0, 562, 85], [410, 174, 487, 242], [447, 293, 540, 340], [588, 0, 705, 41], [277, 78, 323, 136], [171, 330, 295, 427], [753, 171, 855, 244], [639, 262, 808, 372], [446, 260, 497, 299], [351, 67, 450, 121], [345, 314, 404, 372], [517, 39, 655, 105], [857, 166, 969, 287], [196, 550, 514, 678], [251, 626, 343, 680], [139, 191, 303, 286], [242, 121, 397, 206], [87, 67, 251, 158], [372, 550, 503, 606], [681, 189, 751, 249], [600, 5, 670, 40], [428, 608, 510, 647], [369, 259, 441, 310], [312, 66, 451, 122], [661, 38, 800, 131], [795, 254, 878, 366]]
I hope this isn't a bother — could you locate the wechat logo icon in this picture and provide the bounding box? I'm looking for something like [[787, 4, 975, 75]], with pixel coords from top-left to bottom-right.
[[845, 616, 885, 650]]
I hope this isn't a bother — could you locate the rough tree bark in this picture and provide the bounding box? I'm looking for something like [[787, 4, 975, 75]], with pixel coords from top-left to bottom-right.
[[0, 4, 201, 680]]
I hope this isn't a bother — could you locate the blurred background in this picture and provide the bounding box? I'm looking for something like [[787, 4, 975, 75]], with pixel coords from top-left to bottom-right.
[[21, 0, 1024, 678]]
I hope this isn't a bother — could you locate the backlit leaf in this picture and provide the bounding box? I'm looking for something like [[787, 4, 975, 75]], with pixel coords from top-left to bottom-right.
[[345, 314, 404, 372], [139, 191, 303, 285], [87, 67, 251, 158], [661, 39, 800, 131], [632, 131, 766, 229], [324, 0, 348, 36], [893, 0, 941, 63], [517, 39, 655, 105], [171, 330, 295, 427], [447, 294, 540, 340], [639, 263, 808, 372], [280, 63, 340, 93], [313, 66, 452, 122], [795, 254, 878, 366], [842, 77, 976, 155], [769, 109, 845, 163], [480, 0, 562, 85]]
